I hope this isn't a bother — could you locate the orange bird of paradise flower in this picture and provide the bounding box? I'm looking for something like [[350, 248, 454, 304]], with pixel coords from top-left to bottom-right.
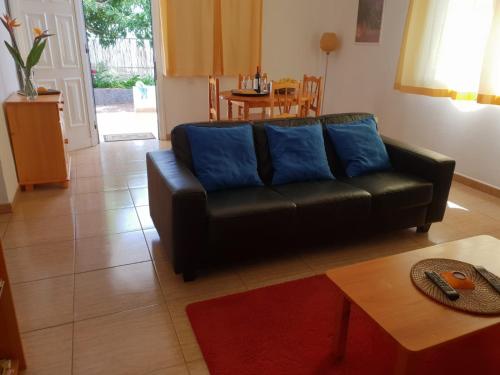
[[33, 27, 43, 37], [32, 27, 54, 42], [1, 14, 21, 32]]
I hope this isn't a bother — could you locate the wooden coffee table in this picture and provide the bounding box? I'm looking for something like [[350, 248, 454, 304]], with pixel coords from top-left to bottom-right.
[[326, 235, 500, 374]]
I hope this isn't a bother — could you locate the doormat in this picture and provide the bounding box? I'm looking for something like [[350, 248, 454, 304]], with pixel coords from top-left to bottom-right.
[[103, 132, 156, 142], [187, 275, 500, 375]]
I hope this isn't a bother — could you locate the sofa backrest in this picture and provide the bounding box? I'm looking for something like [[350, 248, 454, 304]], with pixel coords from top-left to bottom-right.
[[171, 113, 376, 184]]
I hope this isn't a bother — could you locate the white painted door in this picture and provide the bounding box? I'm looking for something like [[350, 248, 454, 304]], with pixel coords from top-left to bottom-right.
[[10, 0, 98, 150]]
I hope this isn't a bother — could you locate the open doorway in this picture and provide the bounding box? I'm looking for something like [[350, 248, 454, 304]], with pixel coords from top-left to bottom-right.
[[81, 0, 158, 142]]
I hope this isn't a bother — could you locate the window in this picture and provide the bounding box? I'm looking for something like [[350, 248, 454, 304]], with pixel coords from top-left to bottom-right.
[[395, 0, 500, 105], [159, 0, 262, 77]]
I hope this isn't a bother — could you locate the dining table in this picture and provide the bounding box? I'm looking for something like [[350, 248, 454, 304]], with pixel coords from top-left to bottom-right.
[[219, 90, 312, 120]]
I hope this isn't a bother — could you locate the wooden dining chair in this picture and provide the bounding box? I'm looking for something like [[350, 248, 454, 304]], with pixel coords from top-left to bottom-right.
[[269, 81, 302, 119], [208, 76, 220, 121], [209, 76, 258, 121], [302, 75, 322, 116], [236, 74, 246, 118]]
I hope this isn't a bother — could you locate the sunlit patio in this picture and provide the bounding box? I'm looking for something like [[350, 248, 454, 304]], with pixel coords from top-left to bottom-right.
[[96, 104, 158, 142]]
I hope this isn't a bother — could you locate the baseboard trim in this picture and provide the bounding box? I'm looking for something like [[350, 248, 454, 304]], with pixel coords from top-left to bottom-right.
[[0, 187, 20, 214], [453, 173, 500, 198]]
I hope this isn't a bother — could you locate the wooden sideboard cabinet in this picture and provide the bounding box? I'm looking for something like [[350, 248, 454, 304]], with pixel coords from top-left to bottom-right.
[[4, 93, 70, 190]]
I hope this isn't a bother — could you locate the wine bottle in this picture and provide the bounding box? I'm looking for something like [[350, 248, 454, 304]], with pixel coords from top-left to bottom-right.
[[253, 66, 261, 93]]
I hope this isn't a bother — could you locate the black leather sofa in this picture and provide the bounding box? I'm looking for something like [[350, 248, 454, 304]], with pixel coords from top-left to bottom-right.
[[147, 113, 455, 281]]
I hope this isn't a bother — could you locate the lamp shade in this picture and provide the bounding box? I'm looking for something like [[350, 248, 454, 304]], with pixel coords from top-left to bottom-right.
[[320, 32, 339, 53]]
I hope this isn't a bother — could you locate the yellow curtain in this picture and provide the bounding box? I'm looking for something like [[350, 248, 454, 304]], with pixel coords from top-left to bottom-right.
[[220, 0, 262, 75], [395, 0, 500, 105], [478, 1, 500, 104], [159, 0, 262, 77], [160, 0, 217, 76]]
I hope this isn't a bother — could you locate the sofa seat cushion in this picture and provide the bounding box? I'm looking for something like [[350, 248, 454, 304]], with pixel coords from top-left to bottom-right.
[[207, 187, 296, 246], [272, 181, 371, 221], [342, 172, 433, 212]]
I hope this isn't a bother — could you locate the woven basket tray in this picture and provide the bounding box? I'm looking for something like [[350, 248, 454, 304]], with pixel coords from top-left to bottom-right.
[[410, 258, 500, 315]]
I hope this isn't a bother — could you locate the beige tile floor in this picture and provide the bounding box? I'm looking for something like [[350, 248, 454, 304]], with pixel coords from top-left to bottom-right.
[[1, 139, 499, 374]]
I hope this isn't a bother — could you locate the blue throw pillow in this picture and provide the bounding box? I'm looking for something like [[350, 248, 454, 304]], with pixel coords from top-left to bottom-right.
[[186, 125, 263, 191], [326, 117, 392, 177], [265, 124, 334, 185]]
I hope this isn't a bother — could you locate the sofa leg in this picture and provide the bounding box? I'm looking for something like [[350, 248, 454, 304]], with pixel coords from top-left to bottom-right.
[[183, 268, 197, 282], [416, 224, 431, 233]]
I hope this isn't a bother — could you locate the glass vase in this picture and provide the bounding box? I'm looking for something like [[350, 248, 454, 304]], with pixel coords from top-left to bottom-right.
[[22, 69, 38, 101]]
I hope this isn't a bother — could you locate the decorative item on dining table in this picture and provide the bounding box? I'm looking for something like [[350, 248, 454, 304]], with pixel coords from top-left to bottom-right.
[[250, 66, 268, 93], [1, 13, 55, 100], [234, 66, 269, 96]]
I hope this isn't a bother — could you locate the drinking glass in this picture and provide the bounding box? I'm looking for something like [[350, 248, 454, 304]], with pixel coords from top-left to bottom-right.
[[262, 74, 268, 93]]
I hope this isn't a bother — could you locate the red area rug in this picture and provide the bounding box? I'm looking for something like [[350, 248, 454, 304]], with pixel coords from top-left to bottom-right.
[[187, 275, 499, 375]]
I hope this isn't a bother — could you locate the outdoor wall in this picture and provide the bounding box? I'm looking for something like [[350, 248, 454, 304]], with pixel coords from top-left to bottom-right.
[[324, 0, 500, 188], [0, 1, 20, 205], [158, 0, 336, 134], [94, 88, 133, 106]]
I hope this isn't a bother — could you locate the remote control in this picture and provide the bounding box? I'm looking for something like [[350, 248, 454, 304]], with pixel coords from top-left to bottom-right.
[[424, 271, 460, 301], [474, 266, 500, 294]]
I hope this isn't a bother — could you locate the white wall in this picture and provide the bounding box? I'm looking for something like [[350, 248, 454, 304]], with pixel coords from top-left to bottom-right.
[[0, 1, 20, 204], [261, 0, 333, 80], [158, 0, 336, 132], [324, 0, 500, 188]]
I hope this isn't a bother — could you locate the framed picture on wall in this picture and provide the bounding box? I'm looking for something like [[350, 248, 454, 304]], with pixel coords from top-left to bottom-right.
[[355, 0, 384, 43]]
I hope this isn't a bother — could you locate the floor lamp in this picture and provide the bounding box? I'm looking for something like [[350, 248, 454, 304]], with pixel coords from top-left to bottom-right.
[[320, 33, 339, 114]]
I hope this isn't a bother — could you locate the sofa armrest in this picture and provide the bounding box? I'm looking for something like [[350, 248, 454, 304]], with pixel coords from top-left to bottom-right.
[[382, 136, 456, 223], [147, 150, 207, 279]]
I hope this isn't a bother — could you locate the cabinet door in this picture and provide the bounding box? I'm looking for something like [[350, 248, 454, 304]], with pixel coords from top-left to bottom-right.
[[7, 103, 68, 184]]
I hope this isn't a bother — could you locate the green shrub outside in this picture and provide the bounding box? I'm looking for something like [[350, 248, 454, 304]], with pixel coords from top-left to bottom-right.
[[92, 64, 155, 89]]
